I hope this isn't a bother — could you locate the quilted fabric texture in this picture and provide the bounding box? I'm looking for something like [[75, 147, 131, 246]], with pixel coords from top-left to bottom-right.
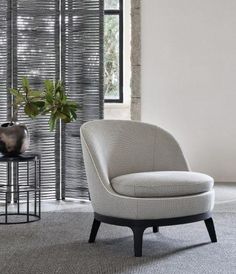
[[111, 171, 214, 198]]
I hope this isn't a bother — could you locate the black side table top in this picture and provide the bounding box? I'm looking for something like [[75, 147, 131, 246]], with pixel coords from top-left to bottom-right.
[[0, 153, 41, 162]]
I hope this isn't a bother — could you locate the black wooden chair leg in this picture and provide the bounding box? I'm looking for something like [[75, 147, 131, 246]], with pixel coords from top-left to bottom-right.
[[89, 219, 101, 243], [132, 226, 146, 257], [153, 226, 159, 233], [204, 218, 217, 243]]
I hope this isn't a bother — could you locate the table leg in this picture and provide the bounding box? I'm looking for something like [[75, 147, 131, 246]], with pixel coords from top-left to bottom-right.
[[5, 192, 8, 224], [27, 191, 29, 222]]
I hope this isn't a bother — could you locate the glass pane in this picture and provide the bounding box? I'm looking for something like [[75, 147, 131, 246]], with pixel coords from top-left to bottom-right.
[[105, 0, 119, 10], [104, 15, 120, 100]]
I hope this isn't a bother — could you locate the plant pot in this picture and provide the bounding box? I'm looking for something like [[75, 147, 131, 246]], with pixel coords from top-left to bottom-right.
[[0, 122, 30, 157]]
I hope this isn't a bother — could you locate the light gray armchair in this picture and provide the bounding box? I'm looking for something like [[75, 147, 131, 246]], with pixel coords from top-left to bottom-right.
[[81, 120, 217, 257]]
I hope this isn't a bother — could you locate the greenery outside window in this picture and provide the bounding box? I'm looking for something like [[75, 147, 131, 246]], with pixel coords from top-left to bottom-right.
[[104, 0, 123, 102]]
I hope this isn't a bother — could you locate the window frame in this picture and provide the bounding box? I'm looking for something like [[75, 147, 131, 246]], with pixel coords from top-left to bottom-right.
[[104, 0, 124, 103]]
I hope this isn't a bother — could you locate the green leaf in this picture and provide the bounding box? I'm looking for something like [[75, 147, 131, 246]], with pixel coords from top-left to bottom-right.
[[22, 77, 29, 87], [62, 117, 71, 123], [22, 77, 30, 94], [15, 97, 24, 106], [24, 102, 40, 118], [67, 101, 77, 107], [9, 88, 19, 97], [56, 112, 69, 120], [32, 101, 45, 109], [44, 80, 54, 94], [70, 110, 77, 120], [45, 93, 54, 104], [49, 114, 58, 131], [29, 90, 44, 98], [10, 88, 25, 108]]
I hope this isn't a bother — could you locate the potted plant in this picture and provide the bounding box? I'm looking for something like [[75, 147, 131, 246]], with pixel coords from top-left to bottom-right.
[[0, 77, 78, 156]]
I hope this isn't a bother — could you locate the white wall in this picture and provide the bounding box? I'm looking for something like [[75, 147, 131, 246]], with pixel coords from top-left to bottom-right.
[[141, 0, 236, 182], [104, 0, 131, 120]]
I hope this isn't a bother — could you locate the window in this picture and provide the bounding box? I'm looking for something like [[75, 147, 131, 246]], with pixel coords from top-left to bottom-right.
[[104, 0, 123, 103]]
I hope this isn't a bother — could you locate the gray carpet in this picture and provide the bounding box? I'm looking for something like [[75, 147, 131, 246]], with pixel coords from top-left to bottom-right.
[[0, 212, 235, 274]]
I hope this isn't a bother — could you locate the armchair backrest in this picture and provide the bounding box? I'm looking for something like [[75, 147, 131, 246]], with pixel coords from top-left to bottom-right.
[[80, 120, 189, 188]]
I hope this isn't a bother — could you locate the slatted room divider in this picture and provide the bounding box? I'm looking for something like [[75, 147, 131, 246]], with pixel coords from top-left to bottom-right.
[[0, 0, 104, 200], [61, 0, 104, 199], [0, 1, 11, 187]]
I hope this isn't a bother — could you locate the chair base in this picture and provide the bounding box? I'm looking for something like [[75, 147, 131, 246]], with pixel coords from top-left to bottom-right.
[[89, 211, 217, 257]]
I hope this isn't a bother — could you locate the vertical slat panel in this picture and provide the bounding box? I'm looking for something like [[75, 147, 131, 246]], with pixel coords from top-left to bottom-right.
[[0, 1, 11, 186], [13, 0, 60, 200], [61, 0, 104, 199]]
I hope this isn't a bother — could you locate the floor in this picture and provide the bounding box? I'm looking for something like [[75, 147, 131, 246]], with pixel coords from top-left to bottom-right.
[[213, 182, 236, 213]]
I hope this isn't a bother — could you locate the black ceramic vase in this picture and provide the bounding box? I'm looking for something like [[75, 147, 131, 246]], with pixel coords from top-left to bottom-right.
[[0, 122, 30, 157]]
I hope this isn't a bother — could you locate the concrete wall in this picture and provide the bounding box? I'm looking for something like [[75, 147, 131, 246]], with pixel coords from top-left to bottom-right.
[[141, 0, 236, 182]]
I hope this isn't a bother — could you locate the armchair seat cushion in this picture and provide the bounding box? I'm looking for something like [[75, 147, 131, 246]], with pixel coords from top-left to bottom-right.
[[111, 171, 214, 198]]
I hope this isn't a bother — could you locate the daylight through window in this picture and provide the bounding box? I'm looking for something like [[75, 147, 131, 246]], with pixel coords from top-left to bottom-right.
[[104, 0, 123, 102]]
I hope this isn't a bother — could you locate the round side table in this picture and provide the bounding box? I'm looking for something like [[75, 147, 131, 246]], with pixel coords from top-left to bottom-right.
[[0, 153, 41, 224]]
